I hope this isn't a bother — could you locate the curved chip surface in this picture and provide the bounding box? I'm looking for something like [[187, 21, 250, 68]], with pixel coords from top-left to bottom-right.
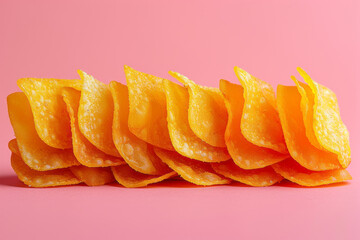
[[220, 80, 288, 169], [124, 66, 174, 150], [154, 147, 231, 186], [163, 79, 230, 162], [7, 92, 80, 171], [272, 158, 351, 187], [11, 153, 81, 187], [17, 78, 82, 149], [234, 67, 287, 153], [78, 70, 120, 157], [276, 85, 341, 170], [62, 87, 124, 167], [110, 81, 171, 175], [211, 160, 283, 187], [169, 71, 227, 147]]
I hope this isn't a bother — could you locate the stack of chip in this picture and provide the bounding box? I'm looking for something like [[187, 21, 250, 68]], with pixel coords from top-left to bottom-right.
[[7, 66, 351, 187]]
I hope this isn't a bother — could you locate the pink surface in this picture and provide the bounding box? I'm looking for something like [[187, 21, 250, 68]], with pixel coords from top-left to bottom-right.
[[0, 0, 359, 239]]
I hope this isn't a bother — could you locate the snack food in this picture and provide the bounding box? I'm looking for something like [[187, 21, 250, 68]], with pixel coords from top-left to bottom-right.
[[7, 66, 352, 188]]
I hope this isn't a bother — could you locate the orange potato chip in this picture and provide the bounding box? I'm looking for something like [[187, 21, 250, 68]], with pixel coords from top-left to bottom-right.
[[154, 147, 231, 186], [293, 77, 324, 150], [276, 85, 341, 170], [78, 70, 120, 157], [7, 93, 80, 171], [124, 66, 174, 150], [297, 67, 351, 168], [70, 166, 115, 186], [211, 161, 283, 186], [162, 79, 230, 162], [234, 67, 287, 153], [169, 71, 227, 147], [110, 81, 171, 175], [111, 165, 177, 188], [11, 153, 81, 187], [62, 87, 124, 167], [8, 139, 20, 156], [220, 80, 288, 169], [272, 158, 352, 187], [17, 78, 82, 149]]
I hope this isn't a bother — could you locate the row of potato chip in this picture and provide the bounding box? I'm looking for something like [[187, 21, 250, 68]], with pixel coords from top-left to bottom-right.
[[7, 66, 352, 187]]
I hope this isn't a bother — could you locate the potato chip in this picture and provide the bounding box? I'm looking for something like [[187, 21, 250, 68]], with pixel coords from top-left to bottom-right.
[[220, 80, 288, 169], [78, 70, 120, 157], [162, 79, 230, 162], [169, 71, 227, 147], [8, 139, 20, 156], [124, 66, 174, 150], [7, 93, 80, 171], [17, 78, 82, 149], [62, 87, 125, 167], [111, 165, 177, 188], [211, 161, 283, 186], [110, 81, 171, 175], [297, 67, 351, 168], [11, 153, 81, 187], [154, 147, 231, 186], [276, 85, 341, 170], [272, 158, 352, 187], [70, 166, 115, 186], [234, 67, 287, 153], [292, 77, 324, 150]]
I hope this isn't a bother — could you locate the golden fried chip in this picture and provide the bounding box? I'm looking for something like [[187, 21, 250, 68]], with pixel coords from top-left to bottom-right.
[[77, 70, 120, 157], [276, 85, 341, 170], [234, 67, 287, 153], [8, 139, 20, 156], [62, 88, 124, 167], [220, 80, 288, 169], [272, 158, 351, 187], [111, 165, 176, 188], [293, 77, 324, 150], [211, 161, 283, 186], [297, 67, 351, 168], [7, 93, 80, 171], [110, 81, 171, 175], [124, 66, 174, 150], [169, 71, 227, 147], [162, 79, 230, 162], [154, 147, 230, 186], [70, 166, 115, 186], [11, 153, 81, 187], [17, 78, 82, 149]]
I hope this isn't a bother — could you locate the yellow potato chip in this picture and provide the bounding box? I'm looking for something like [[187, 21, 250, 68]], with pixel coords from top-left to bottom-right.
[[154, 147, 231, 186], [234, 67, 287, 153], [293, 77, 324, 150], [162, 79, 230, 162], [70, 166, 115, 186], [297, 67, 351, 168], [8, 139, 20, 156], [11, 153, 81, 187], [7, 93, 80, 171], [111, 165, 177, 188], [211, 161, 283, 186], [276, 85, 341, 170], [272, 158, 352, 187], [169, 71, 227, 147], [220, 80, 288, 169], [17, 78, 82, 149], [110, 81, 171, 175], [78, 70, 120, 157], [124, 66, 174, 150], [62, 87, 125, 167]]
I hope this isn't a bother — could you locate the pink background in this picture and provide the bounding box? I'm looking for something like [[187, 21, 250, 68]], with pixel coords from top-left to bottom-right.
[[1, 0, 359, 239]]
